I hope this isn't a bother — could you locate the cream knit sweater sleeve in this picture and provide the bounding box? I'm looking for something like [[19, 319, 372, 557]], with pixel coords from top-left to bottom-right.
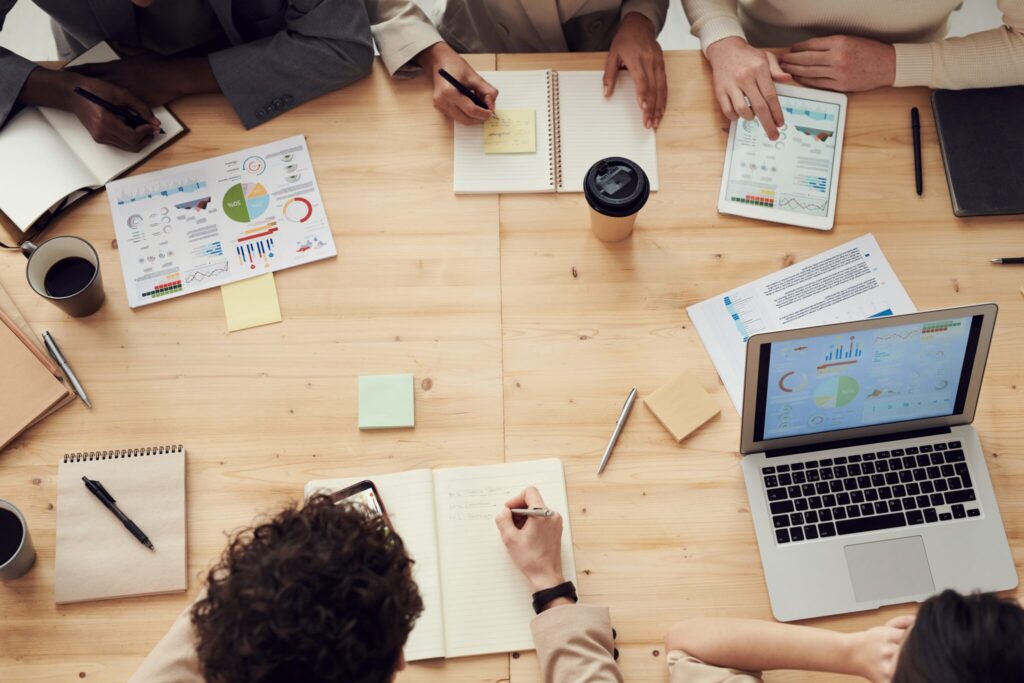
[[682, 0, 1024, 89], [894, 0, 1024, 89]]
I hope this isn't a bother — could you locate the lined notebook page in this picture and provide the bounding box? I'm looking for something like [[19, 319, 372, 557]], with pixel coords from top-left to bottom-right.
[[433, 459, 576, 658], [556, 70, 660, 192], [453, 70, 554, 194], [304, 469, 445, 661], [55, 447, 186, 604]]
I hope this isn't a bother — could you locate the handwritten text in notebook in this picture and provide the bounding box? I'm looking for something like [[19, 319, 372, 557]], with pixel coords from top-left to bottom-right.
[[484, 109, 536, 154]]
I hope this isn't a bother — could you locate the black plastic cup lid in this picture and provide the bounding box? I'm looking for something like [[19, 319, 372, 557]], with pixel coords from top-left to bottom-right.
[[583, 157, 650, 217]]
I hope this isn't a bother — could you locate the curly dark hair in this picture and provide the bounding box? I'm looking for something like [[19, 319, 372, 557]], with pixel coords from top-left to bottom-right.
[[191, 494, 423, 683]]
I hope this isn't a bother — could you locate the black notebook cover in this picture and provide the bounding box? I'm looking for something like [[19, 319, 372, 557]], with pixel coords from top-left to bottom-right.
[[932, 86, 1024, 217]]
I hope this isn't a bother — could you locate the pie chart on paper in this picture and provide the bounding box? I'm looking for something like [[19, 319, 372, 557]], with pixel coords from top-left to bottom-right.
[[223, 182, 270, 222]]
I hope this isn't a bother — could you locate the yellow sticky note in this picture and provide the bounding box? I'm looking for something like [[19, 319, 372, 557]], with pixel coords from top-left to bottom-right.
[[483, 109, 536, 154], [644, 372, 721, 443], [221, 272, 282, 332]]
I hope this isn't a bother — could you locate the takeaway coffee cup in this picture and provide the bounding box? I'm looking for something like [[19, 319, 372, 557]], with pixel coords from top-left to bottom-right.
[[0, 499, 35, 581], [583, 157, 650, 243], [22, 236, 105, 317]]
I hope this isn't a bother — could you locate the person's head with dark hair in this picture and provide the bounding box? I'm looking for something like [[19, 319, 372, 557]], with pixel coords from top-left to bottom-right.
[[893, 589, 1024, 683], [191, 494, 423, 683]]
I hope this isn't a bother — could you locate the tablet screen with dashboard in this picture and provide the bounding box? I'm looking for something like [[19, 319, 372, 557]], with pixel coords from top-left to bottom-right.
[[717, 84, 847, 231]]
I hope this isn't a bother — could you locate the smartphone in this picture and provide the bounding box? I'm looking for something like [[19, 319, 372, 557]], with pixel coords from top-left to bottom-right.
[[329, 480, 393, 530]]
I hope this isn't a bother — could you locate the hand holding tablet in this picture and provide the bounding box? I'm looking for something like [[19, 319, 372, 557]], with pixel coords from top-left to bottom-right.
[[718, 84, 848, 230]]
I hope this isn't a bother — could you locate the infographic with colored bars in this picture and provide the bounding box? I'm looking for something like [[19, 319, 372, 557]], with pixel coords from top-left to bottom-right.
[[725, 95, 840, 217], [762, 316, 973, 440], [107, 135, 335, 307]]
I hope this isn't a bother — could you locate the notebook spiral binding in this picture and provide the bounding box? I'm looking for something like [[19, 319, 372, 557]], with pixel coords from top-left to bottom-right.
[[63, 444, 183, 463], [548, 70, 562, 191]]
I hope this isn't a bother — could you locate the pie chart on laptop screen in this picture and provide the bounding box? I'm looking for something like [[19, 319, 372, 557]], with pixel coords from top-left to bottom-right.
[[223, 182, 270, 222]]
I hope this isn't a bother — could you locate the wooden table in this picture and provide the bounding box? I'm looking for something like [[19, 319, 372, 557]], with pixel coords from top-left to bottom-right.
[[1, 51, 1021, 682]]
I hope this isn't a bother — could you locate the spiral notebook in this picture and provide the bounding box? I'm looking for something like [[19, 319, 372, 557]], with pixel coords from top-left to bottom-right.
[[54, 445, 187, 604], [453, 70, 659, 194]]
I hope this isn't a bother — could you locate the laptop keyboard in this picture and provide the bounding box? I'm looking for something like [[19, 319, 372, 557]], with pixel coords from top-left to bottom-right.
[[762, 440, 981, 545]]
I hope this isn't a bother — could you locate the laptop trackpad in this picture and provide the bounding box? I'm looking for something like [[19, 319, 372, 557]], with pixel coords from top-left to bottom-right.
[[844, 536, 935, 603]]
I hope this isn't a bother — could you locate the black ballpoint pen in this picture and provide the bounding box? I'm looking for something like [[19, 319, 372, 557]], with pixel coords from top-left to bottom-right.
[[991, 258, 1024, 264], [911, 107, 922, 196], [437, 68, 499, 119], [73, 86, 165, 134], [82, 476, 155, 550]]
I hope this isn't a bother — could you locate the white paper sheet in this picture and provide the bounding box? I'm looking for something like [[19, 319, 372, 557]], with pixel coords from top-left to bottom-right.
[[107, 135, 336, 307], [687, 234, 915, 413]]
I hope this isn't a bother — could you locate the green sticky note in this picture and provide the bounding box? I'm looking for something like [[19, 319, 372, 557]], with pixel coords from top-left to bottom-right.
[[359, 374, 415, 430]]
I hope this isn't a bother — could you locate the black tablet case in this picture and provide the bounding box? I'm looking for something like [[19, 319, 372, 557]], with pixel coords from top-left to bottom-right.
[[932, 86, 1024, 217]]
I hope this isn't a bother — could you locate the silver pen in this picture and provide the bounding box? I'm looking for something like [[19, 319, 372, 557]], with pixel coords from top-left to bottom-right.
[[42, 331, 91, 408], [597, 387, 637, 475], [510, 507, 553, 517]]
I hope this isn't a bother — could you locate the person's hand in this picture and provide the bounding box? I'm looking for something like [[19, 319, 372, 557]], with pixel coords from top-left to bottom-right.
[[67, 73, 160, 152], [705, 36, 791, 140], [495, 487, 565, 592], [604, 12, 666, 129], [68, 50, 192, 107], [780, 35, 896, 92], [416, 42, 498, 125], [844, 615, 915, 683]]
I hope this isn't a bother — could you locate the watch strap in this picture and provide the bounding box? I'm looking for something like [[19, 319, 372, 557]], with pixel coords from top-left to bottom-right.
[[532, 580, 578, 614]]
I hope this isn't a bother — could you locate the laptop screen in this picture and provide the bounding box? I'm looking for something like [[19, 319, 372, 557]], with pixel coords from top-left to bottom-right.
[[754, 314, 983, 442]]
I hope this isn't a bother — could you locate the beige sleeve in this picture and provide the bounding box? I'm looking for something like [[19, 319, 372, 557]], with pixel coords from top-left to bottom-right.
[[364, 0, 444, 76], [893, 0, 1024, 88], [621, 0, 671, 35], [127, 603, 203, 683], [667, 649, 765, 683], [530, 604, 625, 683], [681, 0, 745, 53]]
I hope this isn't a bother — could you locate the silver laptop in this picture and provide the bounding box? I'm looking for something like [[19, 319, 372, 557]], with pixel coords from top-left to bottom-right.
[[740, 304, 1017, 621]]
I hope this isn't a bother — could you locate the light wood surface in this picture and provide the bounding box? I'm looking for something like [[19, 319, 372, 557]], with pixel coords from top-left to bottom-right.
[[1, 51, 1021, 682]]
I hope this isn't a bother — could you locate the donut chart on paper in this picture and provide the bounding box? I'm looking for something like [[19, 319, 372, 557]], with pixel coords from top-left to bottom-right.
[[283, 196, 313, 223], [223, 183, 270, 222]]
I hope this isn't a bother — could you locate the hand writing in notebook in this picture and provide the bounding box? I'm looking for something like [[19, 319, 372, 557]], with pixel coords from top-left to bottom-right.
[[604, 12, 667, 130], [417, 42, 498, 125], [495, 487, 570, 599], [19, 69, 160, 152]]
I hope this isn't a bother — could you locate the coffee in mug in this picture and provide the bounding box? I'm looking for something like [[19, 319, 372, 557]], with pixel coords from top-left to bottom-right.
[[0, 499, 35, 581], [583, 157, 650, 243], [22, 236, 105, 317]]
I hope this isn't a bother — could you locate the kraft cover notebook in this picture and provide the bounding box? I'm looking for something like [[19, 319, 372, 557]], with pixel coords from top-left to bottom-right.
[[305, 458, 576, 661], [0, 285, 74, 451], [55, 445, 187, 604], [932, 86, 1024, 217], [0, 41, 186, 234], [454, 70, 659, 194]]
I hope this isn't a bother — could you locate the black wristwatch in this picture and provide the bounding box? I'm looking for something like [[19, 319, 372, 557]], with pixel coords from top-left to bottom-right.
[[532, 581, 578, 614]]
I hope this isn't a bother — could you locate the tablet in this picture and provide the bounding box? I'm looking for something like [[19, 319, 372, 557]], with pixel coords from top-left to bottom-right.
[[717, 84, 847, 230]]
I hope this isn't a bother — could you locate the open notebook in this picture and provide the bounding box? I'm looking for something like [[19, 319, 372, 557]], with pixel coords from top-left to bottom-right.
[[305, 458, 576, 660], [55, 445, 187, 604], [0, 42, 186, 233], [454, 70, 659, 194]]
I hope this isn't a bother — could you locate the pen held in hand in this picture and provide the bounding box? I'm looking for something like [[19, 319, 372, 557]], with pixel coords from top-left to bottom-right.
[[510, 507, 553, 517], [437, 68, 499, 120], [73, 86, 165, 134]]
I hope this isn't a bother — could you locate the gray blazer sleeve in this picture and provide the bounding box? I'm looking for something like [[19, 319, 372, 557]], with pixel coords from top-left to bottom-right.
[[0, 0, 42, 126], [208, 0, 375, 128]]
